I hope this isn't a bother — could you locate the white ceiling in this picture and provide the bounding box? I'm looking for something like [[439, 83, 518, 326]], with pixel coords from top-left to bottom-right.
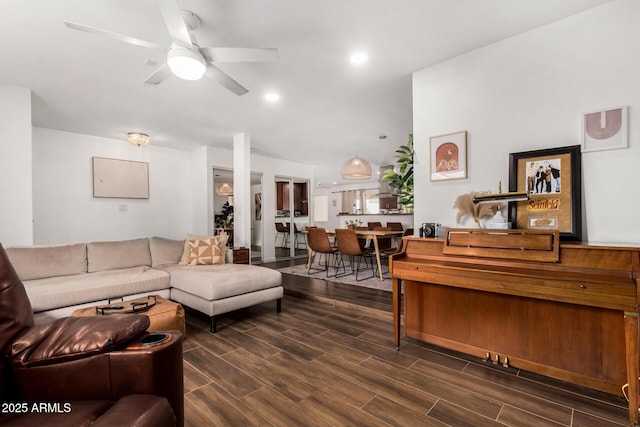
[[0, 0, 614, 185]]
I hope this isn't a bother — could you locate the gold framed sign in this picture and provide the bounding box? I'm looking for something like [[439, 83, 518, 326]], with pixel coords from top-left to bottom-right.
[[508, 145, 582, 241]]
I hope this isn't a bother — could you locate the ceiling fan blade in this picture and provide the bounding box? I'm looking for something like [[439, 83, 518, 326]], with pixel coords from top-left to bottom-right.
[[205, 64, 249, 96], [203, 47, 279, 63], [64, 21, 165, 50], [157, 0, 193, 47], [143, 63, 173, 85]]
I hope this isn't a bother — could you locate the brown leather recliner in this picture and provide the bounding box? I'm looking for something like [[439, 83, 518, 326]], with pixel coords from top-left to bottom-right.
[[0, 243, 184, 427]]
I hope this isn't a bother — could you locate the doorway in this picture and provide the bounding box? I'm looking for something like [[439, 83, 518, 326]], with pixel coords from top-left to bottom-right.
[[213, 168, 263, 263], [274, 176, 310, 260]]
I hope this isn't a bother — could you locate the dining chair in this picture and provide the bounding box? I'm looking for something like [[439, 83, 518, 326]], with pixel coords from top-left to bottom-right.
[[274, 222, 288, 247], [386, 222, 404, 231], [378, 228, 414, 277], [355, 225, 369, 250], [335, 228, 377, 281], [293, 223, 306, 249], [306, 227, 338, 277], [373, 226, 393, 252]]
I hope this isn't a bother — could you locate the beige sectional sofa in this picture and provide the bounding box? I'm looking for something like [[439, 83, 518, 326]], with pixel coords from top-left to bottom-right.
[[6, 237, 283, 332]]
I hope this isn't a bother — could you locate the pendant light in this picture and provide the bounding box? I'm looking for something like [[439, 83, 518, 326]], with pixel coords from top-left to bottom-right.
[[215, 181, 234, 196], [341, 155, 372, 179]]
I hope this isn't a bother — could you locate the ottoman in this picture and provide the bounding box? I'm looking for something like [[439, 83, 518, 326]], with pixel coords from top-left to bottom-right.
[[72, 295, 185, 336], [165, 263, 283, 332]]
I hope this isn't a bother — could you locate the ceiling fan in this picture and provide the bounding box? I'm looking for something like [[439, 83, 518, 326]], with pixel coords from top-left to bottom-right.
[[64, 0, 279, 95]]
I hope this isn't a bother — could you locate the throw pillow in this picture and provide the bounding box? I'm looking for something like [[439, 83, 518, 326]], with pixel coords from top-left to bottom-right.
[[179, 233, 228, 265], [185, 238, 223, 265]]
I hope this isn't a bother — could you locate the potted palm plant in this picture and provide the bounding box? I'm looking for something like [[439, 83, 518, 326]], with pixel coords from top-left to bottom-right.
[[382, 134, 414, 212]]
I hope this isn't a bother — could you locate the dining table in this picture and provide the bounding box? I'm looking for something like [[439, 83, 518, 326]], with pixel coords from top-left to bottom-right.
[[304, 229, 405, 281]]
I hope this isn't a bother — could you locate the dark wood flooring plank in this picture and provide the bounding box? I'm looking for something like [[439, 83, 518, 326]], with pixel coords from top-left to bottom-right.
[[320, 329, 419, 368], [270, 310, 329, 335], [313, 353, 438, 414], [428, 399, 506, 427], [211, 325, 282, 359], [221, 348, 318, 403], [186, 327, 238, 356], [461, 362, 628, 425], [300, 389, 390, 427], [267, 350, 376, 408], [363, 394, 449, 427], [324, 312, 393, 337], [281, 327, 371, 365], [242, 386, 332, 427], [183, 346, 263, 399], [497, 405, 565, 427], [361, 356, 502, 419], [389, 337, 471, 372], [412, 359, 572, 425], [185, 381, 270, 427], [572, 409, 630, 427], [182, 359, 212, 394], [244, 325, 325, 361]]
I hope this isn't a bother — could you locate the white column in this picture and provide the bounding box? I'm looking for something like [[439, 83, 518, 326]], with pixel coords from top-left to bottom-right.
[[0, 85, 33, 246], [233, 133, 251, 248]]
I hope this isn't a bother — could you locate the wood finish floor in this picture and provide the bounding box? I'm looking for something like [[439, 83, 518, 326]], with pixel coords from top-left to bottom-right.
[[182, 263, 630, 426]]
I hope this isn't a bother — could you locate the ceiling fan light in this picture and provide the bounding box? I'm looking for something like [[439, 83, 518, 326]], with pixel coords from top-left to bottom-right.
[[167, 46, 206, 80], [341, 155, 372, 179]]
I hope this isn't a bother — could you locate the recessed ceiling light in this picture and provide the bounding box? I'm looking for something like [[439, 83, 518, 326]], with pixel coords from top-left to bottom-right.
[[350, 52, 368, 65], [265, 93, 280, 102]]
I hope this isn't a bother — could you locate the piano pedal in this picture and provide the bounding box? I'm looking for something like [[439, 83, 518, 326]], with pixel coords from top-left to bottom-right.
[[482, 352, 490, 363], [503, 356, 509, 368], [493, 354, 500, 365]]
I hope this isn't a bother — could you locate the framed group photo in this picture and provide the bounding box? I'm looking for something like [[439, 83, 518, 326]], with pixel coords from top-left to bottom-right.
[[508, 145, 582, 241], [430, 130, 467, 181]]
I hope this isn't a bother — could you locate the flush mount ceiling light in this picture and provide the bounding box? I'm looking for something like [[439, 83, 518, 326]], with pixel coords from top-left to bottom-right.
[[341, 155, 372, 179], [127, 132, 150, 147], [265, 92, 280, 102], [215, 181, 234, 196], [167, 45, 206, 81], [350, 52, 368, 65]]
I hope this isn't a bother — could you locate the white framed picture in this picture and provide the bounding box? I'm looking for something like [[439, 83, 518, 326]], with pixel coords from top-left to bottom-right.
[[92, 157, 149, 199], [582, 106, 628, 152], [430, 130, 467, 181]]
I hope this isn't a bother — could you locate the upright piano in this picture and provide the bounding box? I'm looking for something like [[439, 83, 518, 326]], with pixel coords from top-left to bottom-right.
[[389, 229, 640, 423]]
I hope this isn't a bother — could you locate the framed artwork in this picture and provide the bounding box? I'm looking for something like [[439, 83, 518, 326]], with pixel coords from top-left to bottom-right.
[[582, 106, 628, 152], [430, 130, 467, 181], [508, 145, 582, 241], [255, 193, 262, 220], [92, 157, 149, 199]]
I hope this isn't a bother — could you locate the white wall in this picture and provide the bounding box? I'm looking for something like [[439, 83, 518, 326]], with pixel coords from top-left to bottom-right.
[[32, 128, 195, 243], [0, 85, 33, 246], [413, 0, 640, 244]]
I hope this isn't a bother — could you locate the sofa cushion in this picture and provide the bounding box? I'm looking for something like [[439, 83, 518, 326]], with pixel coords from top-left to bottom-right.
[[184, 238, 223, 265], [179, 234, 228, 265], [149, 237, 185, 267], [164, 264, 281, 300], [23, 267, 170, 313], [88, 238, 151, 273], [6, 243, 87, 281]]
